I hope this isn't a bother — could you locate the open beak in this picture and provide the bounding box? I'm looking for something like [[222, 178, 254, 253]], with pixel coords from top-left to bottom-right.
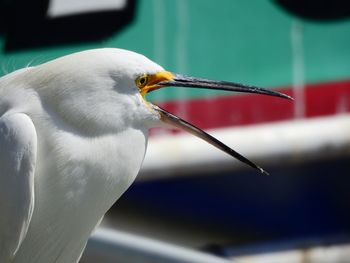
[[143, 72, 293, 175]]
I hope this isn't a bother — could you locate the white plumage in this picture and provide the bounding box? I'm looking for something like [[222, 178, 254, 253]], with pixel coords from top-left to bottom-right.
[[0, 49, 162, 262], [0, 48, 291, 262]]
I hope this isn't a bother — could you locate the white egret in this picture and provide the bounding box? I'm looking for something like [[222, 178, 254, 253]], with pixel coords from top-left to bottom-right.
[[0, 48, 292, 263]]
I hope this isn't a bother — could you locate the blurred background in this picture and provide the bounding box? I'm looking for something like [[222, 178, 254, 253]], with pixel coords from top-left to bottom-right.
[[1, 0, 350, 262]]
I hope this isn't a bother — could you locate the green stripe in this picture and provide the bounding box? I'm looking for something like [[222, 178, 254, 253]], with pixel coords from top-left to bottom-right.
[[1, 0, 350, 102]]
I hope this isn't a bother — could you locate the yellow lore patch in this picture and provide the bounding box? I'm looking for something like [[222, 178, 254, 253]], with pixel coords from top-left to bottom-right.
[[136, 71, 174, 98]]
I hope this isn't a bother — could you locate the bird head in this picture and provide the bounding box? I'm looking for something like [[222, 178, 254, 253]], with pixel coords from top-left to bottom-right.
[[33, 48, 292, 174], [127, 52, 293, 175]]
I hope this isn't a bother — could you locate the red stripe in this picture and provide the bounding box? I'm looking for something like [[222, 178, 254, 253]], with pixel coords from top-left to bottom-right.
[[154, 79, 350, 131]]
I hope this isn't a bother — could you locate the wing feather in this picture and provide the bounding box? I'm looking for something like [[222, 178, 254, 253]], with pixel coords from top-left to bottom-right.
[[0, 113, 37, 261]]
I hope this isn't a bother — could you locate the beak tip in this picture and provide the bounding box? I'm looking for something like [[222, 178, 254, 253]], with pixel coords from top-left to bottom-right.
[[286, 95, 295, 101], [277, 92, 294, 101], [259, 167, 270, 176]]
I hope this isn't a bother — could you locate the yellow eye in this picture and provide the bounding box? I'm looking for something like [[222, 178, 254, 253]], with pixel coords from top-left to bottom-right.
[[135, 74, 149, 88]]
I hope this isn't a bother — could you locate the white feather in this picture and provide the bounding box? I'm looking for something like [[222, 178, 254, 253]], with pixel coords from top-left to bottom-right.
[[0, 113, 36, 262], [0, 48, 163, 263]]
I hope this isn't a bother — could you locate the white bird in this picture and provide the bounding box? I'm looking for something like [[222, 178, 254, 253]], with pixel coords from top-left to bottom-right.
[[0, 48, 292, 263]]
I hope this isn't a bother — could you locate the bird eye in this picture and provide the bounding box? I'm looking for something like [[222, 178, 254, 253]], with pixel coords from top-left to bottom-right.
[[136, 74, 149, 88]]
